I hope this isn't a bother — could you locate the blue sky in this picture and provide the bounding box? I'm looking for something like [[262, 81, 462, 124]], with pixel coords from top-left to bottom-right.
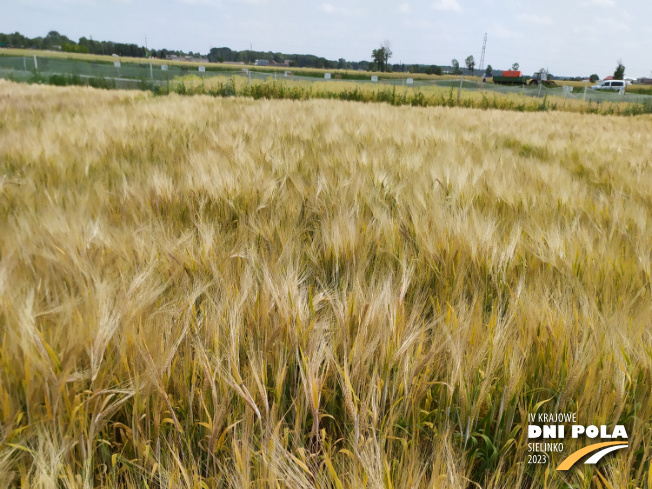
[[3, 0, 651, 77]]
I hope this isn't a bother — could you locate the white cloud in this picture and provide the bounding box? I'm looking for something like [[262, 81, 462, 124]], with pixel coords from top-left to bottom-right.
[[594, 17, 629, 31], [320, 2, 335, 13], [177, 0, 265, 5], [582, 0, 615, 5], [178, 0, 262, 5], [490, 22, 519, 39], [432, 0, 461, 12], [515, 13, 551, 25], [402, 19, 436, 29], [176, 0, 218, 5], [397, 2, 411, 14], [318, 2, 365, 16]]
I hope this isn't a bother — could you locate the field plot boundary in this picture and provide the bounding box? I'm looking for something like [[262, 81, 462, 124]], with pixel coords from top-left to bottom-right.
[[3, 52, 652, 116], [1, 82, 651, 488]]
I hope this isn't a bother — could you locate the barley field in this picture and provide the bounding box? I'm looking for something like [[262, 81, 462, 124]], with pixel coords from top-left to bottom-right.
[[0, 47, 467, 81], [171, 75, 645, 116], [0, 79, 651, 488]]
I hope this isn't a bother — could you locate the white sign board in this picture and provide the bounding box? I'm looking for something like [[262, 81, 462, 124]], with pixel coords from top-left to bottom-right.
[[198, 66, 205, 72], [114, 61, 121, 68], [406, 78, 414, 85], [161, 65, 168, 71], [371, 75, 378, 82], [324, 73, 331, 79]]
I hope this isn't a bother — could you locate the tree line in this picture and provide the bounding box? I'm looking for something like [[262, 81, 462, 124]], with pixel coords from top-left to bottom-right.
[[207, 47, 372, 70], [0, 31, 155, 58], [0, 31, 464, 74], [0, 30, 371, 69], [1, 31, 626, 79]]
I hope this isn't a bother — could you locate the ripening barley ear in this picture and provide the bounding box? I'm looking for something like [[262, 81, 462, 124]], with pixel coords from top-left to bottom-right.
[[0, 79, 651, 488]]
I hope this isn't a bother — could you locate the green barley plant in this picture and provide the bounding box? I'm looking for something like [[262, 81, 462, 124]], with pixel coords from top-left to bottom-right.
[[0, 79, 651, 488]]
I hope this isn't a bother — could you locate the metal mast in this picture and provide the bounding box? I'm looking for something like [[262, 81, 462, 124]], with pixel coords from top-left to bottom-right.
[[479, 33, 487, 71]]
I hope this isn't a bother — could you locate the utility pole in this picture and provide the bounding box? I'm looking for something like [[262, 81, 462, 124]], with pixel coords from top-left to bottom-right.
[[458, 74, 463, 104], [478, 33, 487, 72]]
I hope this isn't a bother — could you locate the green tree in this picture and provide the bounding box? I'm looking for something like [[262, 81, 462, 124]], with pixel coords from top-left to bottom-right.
[[451, 58, 460, 75], [44, 30, 65, 48], [62, 42, 79, 53], [371, 47, 386, 72], [208, 47, 233, 63], [381, 40, 392, 71], [614, 60, 625, 80], [589, 74, 599, 83], [511, 62, 519, 71], [485, 64, 493, 77], [465, 55, 475, 76], [425, 65, 442, 76], [371, 41, 392, 72]]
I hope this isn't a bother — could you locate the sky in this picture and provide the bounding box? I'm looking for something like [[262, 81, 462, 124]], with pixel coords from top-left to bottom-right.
[[3, 0, 652, 78]]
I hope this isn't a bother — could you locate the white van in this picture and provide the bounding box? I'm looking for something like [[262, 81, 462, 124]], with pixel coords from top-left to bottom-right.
[[590, 80, 627, 91]]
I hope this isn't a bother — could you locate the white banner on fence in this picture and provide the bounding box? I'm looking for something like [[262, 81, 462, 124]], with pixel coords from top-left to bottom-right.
[[406, 78, 413, 85], [198, 66, 205, 72], [161, 65, 168, 71], [324, 73, 331, 79], [371, 75, 378, 82], [114, 61, 121, 68]]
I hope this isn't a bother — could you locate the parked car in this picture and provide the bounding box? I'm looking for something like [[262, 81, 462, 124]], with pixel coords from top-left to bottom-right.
[[589, 80, 628, 91]]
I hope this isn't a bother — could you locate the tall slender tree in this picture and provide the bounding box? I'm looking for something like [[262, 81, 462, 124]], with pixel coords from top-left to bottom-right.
[[614, 60, 625, 80], [465, 55, 475, 76], [371, 40, 393, 72], [451, 59, 460, 75]]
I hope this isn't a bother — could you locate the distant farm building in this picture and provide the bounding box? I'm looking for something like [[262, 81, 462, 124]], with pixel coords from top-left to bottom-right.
[[255, 59, 291, 67], [166, 54, 209, 63]]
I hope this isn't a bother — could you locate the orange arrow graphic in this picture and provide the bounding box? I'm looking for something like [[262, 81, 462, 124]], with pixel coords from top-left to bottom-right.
[[556, 442, 628, 471]]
